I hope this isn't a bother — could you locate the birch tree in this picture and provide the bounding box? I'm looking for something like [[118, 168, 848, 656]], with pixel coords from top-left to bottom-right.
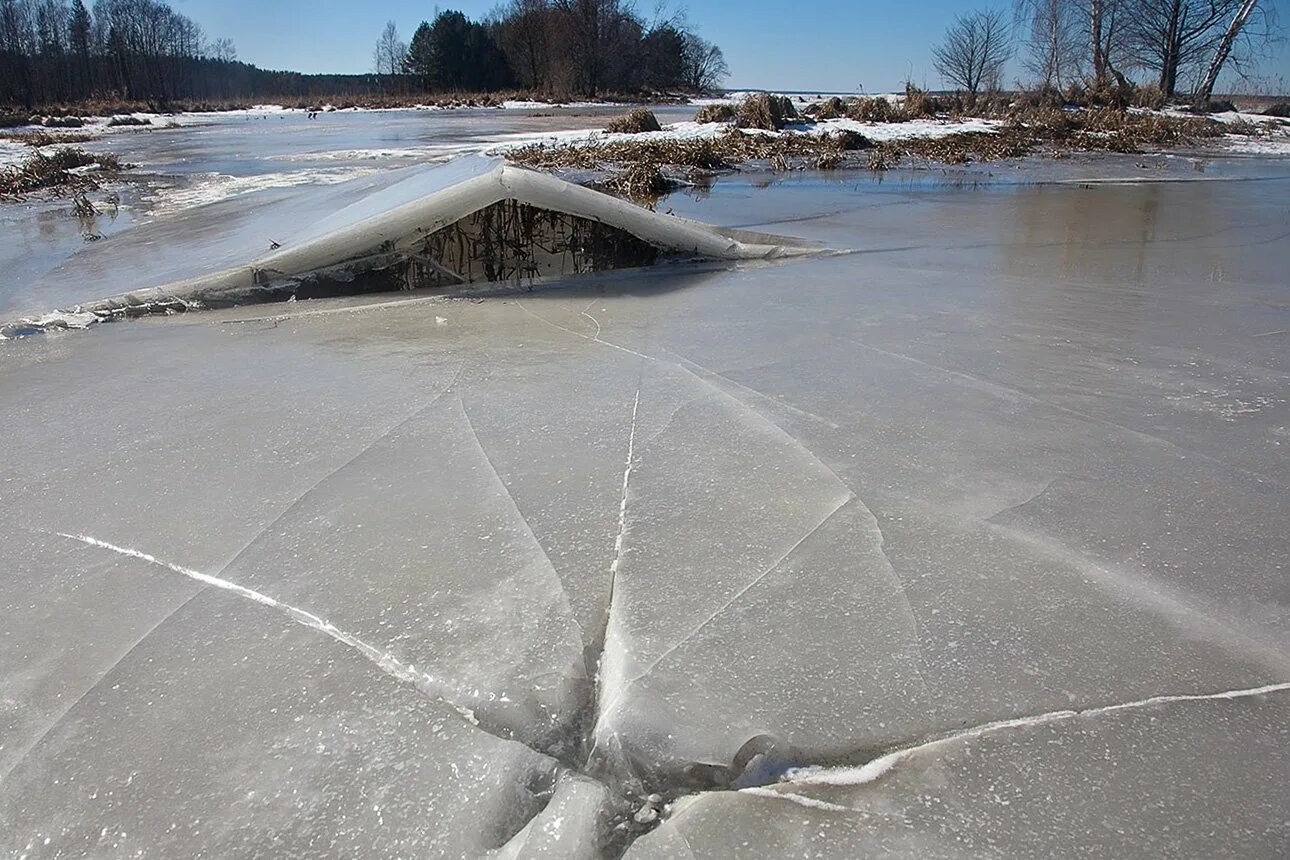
[[1193, 0, 1263, 103], [373, 20, 405, 77]]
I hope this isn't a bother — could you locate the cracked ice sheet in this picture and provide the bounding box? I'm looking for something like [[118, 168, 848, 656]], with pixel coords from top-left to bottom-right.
[[509, 295, 931, 778], [0, 583, 563, 858], [628, 686, 1290, 857], [4, 162, 1290, 855], [550, 254, 1290, 724], [0, 323, 464, 782], [590, 361, 928, 778], [212, 394, 590, 750]]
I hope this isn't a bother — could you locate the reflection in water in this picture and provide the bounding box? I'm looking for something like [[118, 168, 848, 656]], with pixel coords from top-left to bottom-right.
[[1001, 179, 1236, 289]]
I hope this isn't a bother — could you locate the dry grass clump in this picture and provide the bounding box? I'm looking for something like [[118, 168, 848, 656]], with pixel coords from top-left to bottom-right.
[[846, 96, 902, 123], [3, 130, 96, 146], [0, 113, 29, 128], [902, 84, 954, 118], [986, 107, 1224, 155], [1261, 103, 1290, 117], [507, 99, 1236, 188], [1196, 99, 1236, 114], [694, 103, 736, 124], [884, 130, 1032, 164], [507, 125, 875, 195], [605, 108, 662, 134], [832, 129, 875, 150], [859, 108, 1226, 167], [0, 146, 126, 195], [803, 96, 846, 120], [735, 93, 797, 130], [107, 115, 151, 127], [596, 162, 679, 200]]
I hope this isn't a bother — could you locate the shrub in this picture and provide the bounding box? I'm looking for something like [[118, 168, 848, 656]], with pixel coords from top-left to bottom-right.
[[1199, 99, 1236, 114], [8, 130, 94, 147], [902, 83, 947, 118], [43, 115, 85, 128], [694, 103, 736, 124], [603, 162, 675, 200], [1074, 77, 1133, 109], [735, 93, 797, 130], [0, 113, 28, 128], [832, 129, 874, 150], [1013, 86, 1065, 110], [107, 115, 151, 127], [805, 96, 846, 119], [1132, 84, 1165, 110], [846, 96, 902, 123], [1263, 102, 1290, 117], [605, 108, 662, 134]]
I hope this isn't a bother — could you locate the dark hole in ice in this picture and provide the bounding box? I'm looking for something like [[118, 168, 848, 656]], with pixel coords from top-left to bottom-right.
[[288, 199, 666, 302]]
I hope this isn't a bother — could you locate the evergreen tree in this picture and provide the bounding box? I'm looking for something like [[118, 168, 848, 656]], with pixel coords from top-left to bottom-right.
[[404, 20, 433, 84]]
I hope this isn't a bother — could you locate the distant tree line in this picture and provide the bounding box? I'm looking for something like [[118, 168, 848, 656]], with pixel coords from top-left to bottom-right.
[[383, 1, 728, 98], [0, 0, 241, 105], [933, 0, 1279, 103], [1, 0, 728, 108]]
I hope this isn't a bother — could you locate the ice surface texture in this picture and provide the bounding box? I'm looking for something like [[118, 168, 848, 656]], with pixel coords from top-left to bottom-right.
[[3, 167, 1289, 857]]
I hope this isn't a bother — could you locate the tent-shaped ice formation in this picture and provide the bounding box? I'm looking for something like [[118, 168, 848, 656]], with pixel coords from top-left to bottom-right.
[[52, 156, 822, 322]]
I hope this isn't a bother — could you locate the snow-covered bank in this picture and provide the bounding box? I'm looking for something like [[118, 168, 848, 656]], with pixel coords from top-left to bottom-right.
[[484, 115, 1008, 155]]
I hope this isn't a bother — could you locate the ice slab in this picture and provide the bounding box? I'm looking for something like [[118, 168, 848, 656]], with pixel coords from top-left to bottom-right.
[[11, 155, 820, 330]]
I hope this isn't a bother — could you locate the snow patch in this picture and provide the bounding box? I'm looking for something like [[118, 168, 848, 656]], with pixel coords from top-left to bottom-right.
[[141, 167, 386, 215]]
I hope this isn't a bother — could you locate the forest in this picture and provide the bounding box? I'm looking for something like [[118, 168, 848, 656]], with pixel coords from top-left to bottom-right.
[[0, 0, 728, 109]]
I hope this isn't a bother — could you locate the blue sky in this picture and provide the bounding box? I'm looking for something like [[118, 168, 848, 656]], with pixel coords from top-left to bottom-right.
[[178, 0, 1289, 93]]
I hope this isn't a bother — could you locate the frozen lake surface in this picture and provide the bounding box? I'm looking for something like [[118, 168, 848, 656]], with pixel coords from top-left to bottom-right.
[[1, 130, 1289, 857]]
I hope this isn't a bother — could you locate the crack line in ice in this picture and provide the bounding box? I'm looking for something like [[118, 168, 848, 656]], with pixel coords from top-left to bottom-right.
[[842, 336, 1288, 491], [3, 371, 471, 786], [739, 787, 856, 812], [0, 576, 211, 786], [603, 493, 855, 707], [610, 387, 641, 580], [579, 300, 603, 341], [867, 510, 932, 699], [769, 682, 1290, 791], [55, 533, 489, 730], [516, 299, 856, 495], [217, 362, 465, 576], [586, 383, 643, 768], [987, 521, 1290, 675], [516, 301, 848, 489], [985, 476, 1060, 523], [457, 396, 586, 643], [516, 300, 652, 362], [664, 350, 841, 430]]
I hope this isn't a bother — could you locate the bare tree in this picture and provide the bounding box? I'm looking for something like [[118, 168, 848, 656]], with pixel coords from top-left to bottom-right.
[[1193, 0, 1270, 102], [1016, 0, 1085, 89], [372, 19, 405, 76], [1120, 0, 1242, 97], [932, 8, 1014, 96], [552, 0, 643, 97], [498, 0, 552, 90], [206, 35, 234, 61], [681, 31, 727, 92]]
